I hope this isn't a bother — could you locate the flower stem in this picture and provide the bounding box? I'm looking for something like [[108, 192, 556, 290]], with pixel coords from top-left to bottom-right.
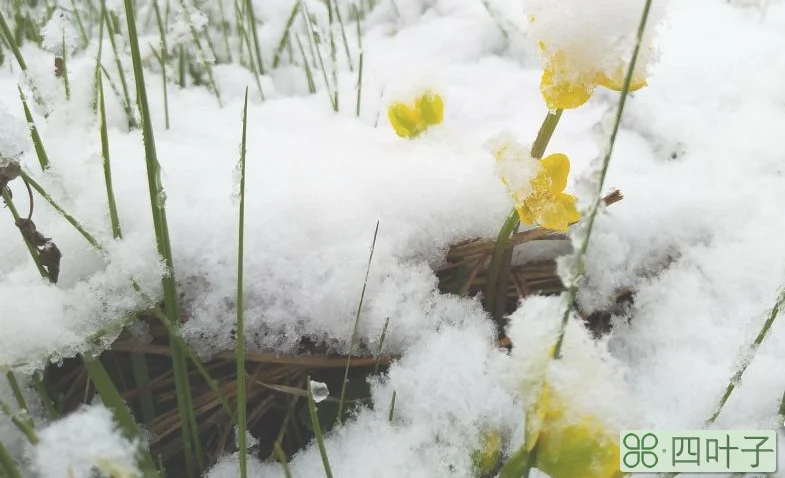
[[484, 109, 563, 324]]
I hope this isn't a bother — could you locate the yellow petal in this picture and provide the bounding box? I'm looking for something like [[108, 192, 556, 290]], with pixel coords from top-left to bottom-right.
[[541, 153, 570, 194], [416, 91, 444, 126], [515, 203, 537, 226], [387, 102, 423, 138], [537, 193, 580, 232], [540, 67, 594, 110], [531, 385, 623, 478], [595, 70, 647, 92], [471, 430, 503, 474]]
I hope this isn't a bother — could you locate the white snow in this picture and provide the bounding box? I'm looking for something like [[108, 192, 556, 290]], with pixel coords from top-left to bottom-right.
[[2, 0, 785, 476]]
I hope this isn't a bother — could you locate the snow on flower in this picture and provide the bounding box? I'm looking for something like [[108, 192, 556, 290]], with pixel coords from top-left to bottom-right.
[[489, 134, 580, 231], [525, 0, 667, 109]]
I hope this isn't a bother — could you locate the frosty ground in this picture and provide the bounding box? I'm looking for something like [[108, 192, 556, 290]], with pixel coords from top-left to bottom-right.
[[2, 0, 785, 476]]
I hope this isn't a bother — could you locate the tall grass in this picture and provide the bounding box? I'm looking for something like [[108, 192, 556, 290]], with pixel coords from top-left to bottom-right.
[[236, 88, 250, 478], [122, 0, 203, 474]]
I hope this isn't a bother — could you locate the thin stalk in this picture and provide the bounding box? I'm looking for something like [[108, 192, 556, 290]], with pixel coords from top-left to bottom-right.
[[307, 378, 334, 478], [61, 32, 71, 98], [326, 0, 339, 110], [20, 172, 102, 251], [372, 317, 390, 375], [236, 88, 250, 478], [151, 0, 171, 128], [217, 0, 232, 62], [354, 5, 363, 118], [551, 0, 654, 359], [98, 70, 122, 238], [18, 87, 50, 171], [332, 0, 353, 72], [337, 221, 379, 423], [244, 0, 265, 75], [176, 0, 222, 106], [0, 10, 46, 111], [708, 287, 785, 425], [178, 45, 186, 87], [295, 33, 316, 94], [32, 373, 58, 418], [69, 0, 89, 47], [0, 398, 38, 445], [1, 190, 48, 278], [102, 4, 138, 129], [82, 358, 158, 474], [272, 1, 301, 69], [302, 4, 336, 111], [387, 390, 396, 422], [0, 441, 22, 478], [149, 46, 170, 129], [483, 109, 562, 322], [273, 442, 293, 478], [91, 0, 107, 114], [5, 372, 27, 411], [123, 0, 202, 473]]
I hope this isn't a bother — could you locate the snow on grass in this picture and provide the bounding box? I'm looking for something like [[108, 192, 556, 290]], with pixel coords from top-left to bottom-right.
[[2, 0, 785, 476]]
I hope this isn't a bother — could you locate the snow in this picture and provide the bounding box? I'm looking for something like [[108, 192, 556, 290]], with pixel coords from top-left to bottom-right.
[[29, 404, 141, 478], [2, 0, 785, 476]]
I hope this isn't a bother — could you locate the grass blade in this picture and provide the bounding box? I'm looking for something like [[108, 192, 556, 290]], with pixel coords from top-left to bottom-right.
[[307, 378, 334, 478], [274, 442, 293, 478], [236, 87, 250, 478], [295, 33, 316, 94], [387, 390, 396, 422], [0, 441, 22, 478], [18, 87, 50, 171], [122, 0, 202, 472], [332, 0, 353, 72], [5, 372, 27, 411], [98, 70, 122, 239], [149, 45, 170, 130], [82, 358, 158, 474], [272, 1, 301, 69], [301, 4, 336, 111], [102, 2, 138, 129], [552, 0, 655, 359], [337, 221, 379, 423]]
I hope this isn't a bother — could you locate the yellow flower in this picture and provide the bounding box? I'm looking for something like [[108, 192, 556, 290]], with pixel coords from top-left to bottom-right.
[[538, 42, 648, 110], [471, 430, 503, 474], [387, 90, 444, 139], [526, 384, 624, 478]]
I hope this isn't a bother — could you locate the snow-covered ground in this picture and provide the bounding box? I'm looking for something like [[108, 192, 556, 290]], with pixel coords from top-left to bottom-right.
[[2, 0, 785, 476]]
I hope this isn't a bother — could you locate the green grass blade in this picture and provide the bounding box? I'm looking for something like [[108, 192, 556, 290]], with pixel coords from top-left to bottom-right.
[[0, 10, 26, 70], [149, 45, 170, 129], [307, 378, 334, 478], [82, 358, 158, 474], [0, 398, 39, 445], [273, 442, 293, 478], [102, 2, 138, 129], [236, 87, 250, 478], [122, 0, 202, 472], [32, 372, 58, 418], [337, 221, 379, 423], [177, 0, 222, 107], [18, 87, 50, 171], [354, 5, 363, 117], [332, 0, 352, 72], [295, 33, 316, 94], [69, 0, 90, 47], [19, 172, 102, 250], [552, 0, 655, 359], [301, 4, 336, 111], [272, 1, 301, 69], [1, 189, 49, 278], [61, 32, 71, 101], [5, 372, 27, 411], [0, 440, 23, 478], [244, 0, 265, 75], [326, 0, 339, 110], [387, 390, 396, 422], [372, 317, 390, 376], [98, 70, 123, 239]]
